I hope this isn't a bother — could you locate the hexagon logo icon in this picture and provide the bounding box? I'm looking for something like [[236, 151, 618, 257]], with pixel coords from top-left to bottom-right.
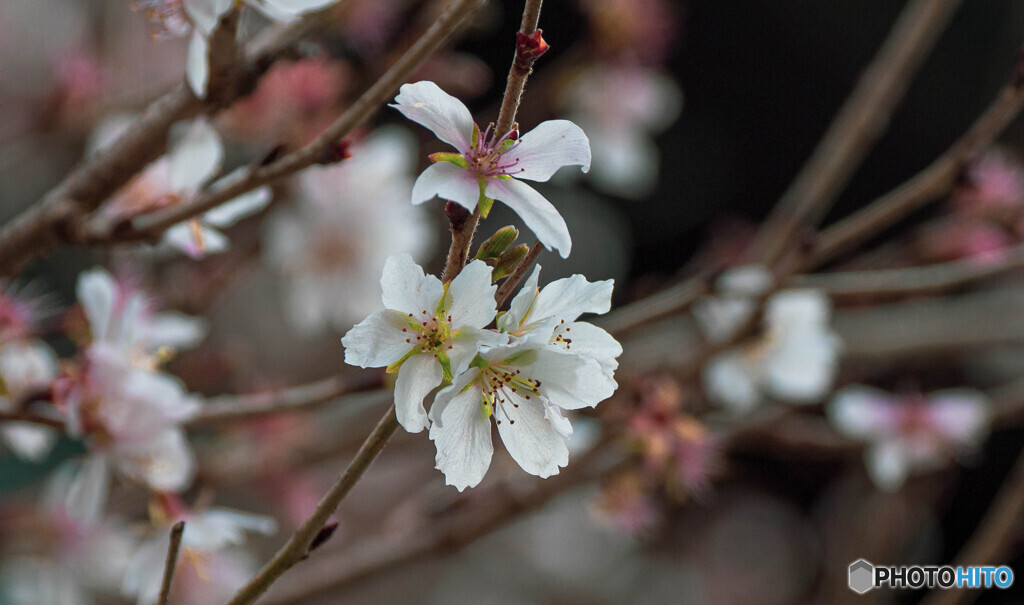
[[849, 559, 875, 594]]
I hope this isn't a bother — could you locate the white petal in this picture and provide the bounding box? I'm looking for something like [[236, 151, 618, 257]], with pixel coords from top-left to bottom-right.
[[379, 253, 444, 316], [186, 30, 210, 98], [553, 321, 621, 377], [765, 327, 839, 403], [718, 265, 773, 296], [445, 259, 496, 328], [248, 0, 337, 18], [411, 162, 481, 210], [527, 349, 616, 410], [391, 81, 474, 152], [0, 340, 58, 398], [429, 384, 493, 491], [505, 120, 591, 182], [394, 354, 441, 433], [341, 309, 415, 368], [496, 392, 569, 478], [44, 456, 110, 525], [692, 297, 756, 344], [766, 289, 831, 333], [77, 268, 117, 343], [2, 424, 56, 462], [169, 117, 223, 193], [447, 329, 506, 376], [530, 274, 613, 324], [144, 313, 207, 350], [122, 369, 201, 422], [184, 0, 234, 35], [827, 386, 898, 440], [502, 264, 541, 332], [703, 351, 760, 413], [203, 187, 272, 227], [117, 429, 196, 492], [865, 441, 911, 492], [927, 389, 991, 446], [485, 178, 571, 258]]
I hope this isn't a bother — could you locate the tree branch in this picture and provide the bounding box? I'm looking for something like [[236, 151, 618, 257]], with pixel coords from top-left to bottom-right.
[[495, 240, 543, 306], [158, 521, 186, 605], [749, 0, 963, 266]]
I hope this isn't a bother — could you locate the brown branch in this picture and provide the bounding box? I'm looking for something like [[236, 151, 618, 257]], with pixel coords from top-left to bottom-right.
[[808, 80, 1024, 269], [106, 0, 486, 244], [0, 6, 338, 274], [158, 521, 187, 605], [791, 243, 1024, 301], [186, 375, 356, 427], [749, 0, 963, 266], [921, 448, 1024, 605], [495, 240, 543, 306], [0, 410, 66, 430]]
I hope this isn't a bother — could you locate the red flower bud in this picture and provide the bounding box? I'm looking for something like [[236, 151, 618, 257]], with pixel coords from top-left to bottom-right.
[[516, 30, 550, 65]]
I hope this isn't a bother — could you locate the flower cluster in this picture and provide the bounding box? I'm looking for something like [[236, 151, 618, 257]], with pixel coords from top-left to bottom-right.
[[343, 255, 621, 490]]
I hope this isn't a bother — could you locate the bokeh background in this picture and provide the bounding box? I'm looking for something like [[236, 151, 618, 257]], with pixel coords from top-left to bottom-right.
[[3, 0, 1024, 603]]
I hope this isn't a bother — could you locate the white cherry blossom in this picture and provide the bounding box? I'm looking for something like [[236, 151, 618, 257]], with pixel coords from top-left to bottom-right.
[[77, 267, 205, 363], [498, 265, 622, 378], [341, 254, 502, 433], [90, 117, 271, 259], [123, 503, 276, 605], [62, 343, 201, 493], [264, 127, 435, 332], [0, 340, 60, 461], [392, 80, 591, 258], [703, 289, 841, 413], [828, 386, 991, 491], [429, 343, 617, 490], [692, 264, 773, 344]]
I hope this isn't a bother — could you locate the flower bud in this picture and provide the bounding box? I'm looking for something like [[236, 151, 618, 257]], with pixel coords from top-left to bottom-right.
[[492, 244, 529, 281], [474, 226, 520, 261]]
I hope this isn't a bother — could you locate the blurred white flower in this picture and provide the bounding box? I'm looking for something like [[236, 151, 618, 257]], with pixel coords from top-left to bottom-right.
[[828, 386, 991, 491], [342, 254, 502, 433], [392, 80, 591, 258], [77, 267, 205, 364], [703, 289, 841, 413], [0, 340, 59, 461], [498, 265, 622, 379], [0, 458, 134, 605], [62, 343, 200, 493], [565, 64, 682, 199], [123, 503, 276, 605], [92, 117, 271, 259], [264, 127, 435, 332], [429, 342, 617, 491], [692, 265, 773, 344]]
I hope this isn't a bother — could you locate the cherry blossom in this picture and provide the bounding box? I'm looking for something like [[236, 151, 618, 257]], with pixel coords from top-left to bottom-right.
[[77, 268, 205, 364], [264, 127, 435, 332], [828, 386, 991, 491], [122, 497, 276, 605], [703, 289, 841, 413], [90, 117, 272, 259], [0, 458, 134, 605], [341, 254, 502, 433], [497, 265, 622, 378], [691, 264, 773, 344], [392, 80, 591, 258], [428, 342, 616, 490]]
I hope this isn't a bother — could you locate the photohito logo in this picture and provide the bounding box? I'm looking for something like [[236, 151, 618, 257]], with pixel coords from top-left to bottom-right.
[[848, 560, 1014, 594]]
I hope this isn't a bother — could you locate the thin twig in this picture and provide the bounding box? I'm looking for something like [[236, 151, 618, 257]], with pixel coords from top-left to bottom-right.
[[114, 0, 486, 242], [791, 243, 1024, 300], [808, 79, 1024, 268], [495, 240, 543, 306], [749, 0, 963, 266], [158, 521, 187, 605], [187, 375, 355, 427], [921, 448, 1024, 605], [0, 410, 66, 430]]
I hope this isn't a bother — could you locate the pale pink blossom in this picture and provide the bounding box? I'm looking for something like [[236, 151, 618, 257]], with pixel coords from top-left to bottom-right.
[[392, 80, 591, 257], [829, 387, 991, 491]]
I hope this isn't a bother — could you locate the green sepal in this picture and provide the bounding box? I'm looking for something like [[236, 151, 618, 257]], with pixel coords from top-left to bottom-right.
[[492, 244, 529, 281], [470, 353, 489, 369], [474, 226, 519, 261], [428, 152, 468, 168]]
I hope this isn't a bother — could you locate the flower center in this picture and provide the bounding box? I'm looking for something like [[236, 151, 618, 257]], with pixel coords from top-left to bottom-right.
[[464, 124, 523, 178], [478, 364, 541, 426], [403, 310, 453, 355]]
